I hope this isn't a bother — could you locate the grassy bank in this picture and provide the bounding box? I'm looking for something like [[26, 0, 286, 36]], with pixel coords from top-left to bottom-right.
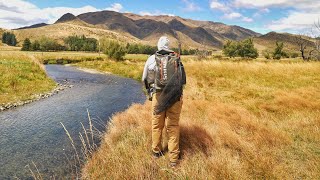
[[76, 54, 149, 81], [81, 58, 320, 179], [0, 51, 56, 105], [0, 48, 148, 105]]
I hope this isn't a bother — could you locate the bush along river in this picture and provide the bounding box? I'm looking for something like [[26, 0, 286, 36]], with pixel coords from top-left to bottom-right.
[[0, 65, 146, 179]]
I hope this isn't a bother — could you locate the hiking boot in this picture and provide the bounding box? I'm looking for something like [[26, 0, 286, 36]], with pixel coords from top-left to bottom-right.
[[152, 151, 164, 159]]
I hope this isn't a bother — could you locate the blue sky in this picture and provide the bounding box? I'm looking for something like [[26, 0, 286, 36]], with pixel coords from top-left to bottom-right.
[[1, 0, 320, 35]]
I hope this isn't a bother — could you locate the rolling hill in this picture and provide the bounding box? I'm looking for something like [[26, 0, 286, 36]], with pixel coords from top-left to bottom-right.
[[1, 10, 316, 51], [5, 10, 261, 49], [254, 32, 315, 52]]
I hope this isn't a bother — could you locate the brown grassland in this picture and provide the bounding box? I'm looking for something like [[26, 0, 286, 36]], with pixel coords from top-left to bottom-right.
[[0, 47, 319, 178], [79, 57, 320, 179]]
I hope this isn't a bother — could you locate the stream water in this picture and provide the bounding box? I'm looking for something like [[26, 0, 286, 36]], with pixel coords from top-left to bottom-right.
[[0, 65, 145, 179]]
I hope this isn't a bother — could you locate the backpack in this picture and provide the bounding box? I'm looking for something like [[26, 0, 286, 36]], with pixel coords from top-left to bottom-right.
[[154, 51, 186, 91]]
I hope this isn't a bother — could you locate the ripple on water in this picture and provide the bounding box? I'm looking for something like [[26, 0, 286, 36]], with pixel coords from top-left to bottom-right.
[[0, 65, 146, 179]]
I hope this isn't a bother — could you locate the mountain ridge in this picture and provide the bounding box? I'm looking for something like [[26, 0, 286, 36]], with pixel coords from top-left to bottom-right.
[[5, 10, 314, 51]]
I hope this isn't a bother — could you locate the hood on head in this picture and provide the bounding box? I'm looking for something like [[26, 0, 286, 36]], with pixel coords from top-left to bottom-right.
[[157, 36, 171, 51]]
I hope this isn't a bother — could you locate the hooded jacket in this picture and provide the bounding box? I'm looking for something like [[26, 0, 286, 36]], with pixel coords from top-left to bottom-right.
[[142, 36, 173, 83]]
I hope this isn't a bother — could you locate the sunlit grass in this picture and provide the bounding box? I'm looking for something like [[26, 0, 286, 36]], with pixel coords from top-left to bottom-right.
[[80, 57, 320, 179], [0, 51, 56, 104], [1, 47, 319, 178]]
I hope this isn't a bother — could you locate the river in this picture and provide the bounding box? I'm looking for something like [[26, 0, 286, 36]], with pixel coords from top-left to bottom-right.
[[0, 65, 146, 179]]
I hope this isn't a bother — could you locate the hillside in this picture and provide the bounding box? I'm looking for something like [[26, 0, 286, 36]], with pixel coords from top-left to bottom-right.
[[254, 32, 315, 52], [12, 21, 139, 45], [9, 10, 317, 51], [124, 13, 260, 41], [76, 11, 258, 49], [11, 10, 262, 49], [14, 23, 48, 30]]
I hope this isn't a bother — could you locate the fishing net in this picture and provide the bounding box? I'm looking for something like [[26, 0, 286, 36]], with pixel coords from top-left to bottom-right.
[[154, 70, 183, 114]]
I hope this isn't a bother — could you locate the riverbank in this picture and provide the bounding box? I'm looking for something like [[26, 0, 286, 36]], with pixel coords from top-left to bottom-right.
[[80, 58, 320, 179], [0, 51, 56, 106], [0, 64, 145, 179], [0, 83, 72, 111]]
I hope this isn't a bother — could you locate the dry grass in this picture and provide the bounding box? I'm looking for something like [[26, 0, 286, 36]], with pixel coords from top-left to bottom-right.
[[81, 58, 320, 179]]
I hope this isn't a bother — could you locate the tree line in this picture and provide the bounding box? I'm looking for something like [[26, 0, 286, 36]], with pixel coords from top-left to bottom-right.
[[21, 37, 65, 51]]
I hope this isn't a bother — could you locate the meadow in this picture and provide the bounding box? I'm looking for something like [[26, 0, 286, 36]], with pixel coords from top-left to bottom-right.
[[79, 57, 320, 179], [0, 50, 56, 105], [0, 47, 319, 179]]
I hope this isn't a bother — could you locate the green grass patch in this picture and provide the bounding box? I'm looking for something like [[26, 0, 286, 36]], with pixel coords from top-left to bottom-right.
[[0, 52, 56, 104]]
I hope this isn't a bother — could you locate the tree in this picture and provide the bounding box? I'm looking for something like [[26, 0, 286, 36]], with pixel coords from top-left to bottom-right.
[[2, 32, 17, 46], [21, 38, 32, 51], [32, 40, 40, 51], [223, 38, 258, 58], [39, 37, 65, 51], [262, 49, 271, 59], [101, 39, 126, 61], [273, 41, 287, 60], [237, 38, 258, 58], [223, 40, 238, 58], [311, 20, 320, 60], [293, 34, 309, 60], [64, 35, 97, 52]]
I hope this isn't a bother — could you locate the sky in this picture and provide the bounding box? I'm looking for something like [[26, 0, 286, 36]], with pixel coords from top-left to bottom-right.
[[0, 0, 320, 35]]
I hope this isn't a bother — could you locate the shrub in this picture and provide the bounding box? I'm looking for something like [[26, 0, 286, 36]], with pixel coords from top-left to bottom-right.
[[32, 40, 40, 51], [21, 38, 32, 51], [223, 38, 258, 59], [102, 40, 126, 61], [237, 38, 259, 58], [262, 50, 271, 59], [39, 37, 65, 51], [290, 52, 299, 58], [126, 43, 157, 54], [223, 40, 238, 58], [273, 42, 287, 60]]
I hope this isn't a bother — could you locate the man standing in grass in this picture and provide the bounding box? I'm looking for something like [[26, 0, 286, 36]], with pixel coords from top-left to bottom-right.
[[142, 36, 186, 167]]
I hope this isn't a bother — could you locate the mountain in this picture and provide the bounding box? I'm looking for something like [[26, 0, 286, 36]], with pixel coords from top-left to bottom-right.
[[74, 11, 259, 49], [13, 10, 311, 51], [124, 13, 260, 41], [55, 13, 78, 23], [14, 23, 48, 30]]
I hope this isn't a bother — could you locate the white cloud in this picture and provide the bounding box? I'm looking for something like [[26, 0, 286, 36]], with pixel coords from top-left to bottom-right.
[[233, 0, 289, 8], [210, 1, 230, 12], [181, 0, 201, 12], [223, 12, 242, 19], [233, 0, 320, 12], [0, 0, 124, 29], [242, 17, 253, 22], [209, 0, 252, 23], [231, 0, 320, 33], [209, 0, 320, 32], [253, 8, 270, 17], [267, 11, 320, 32], [105, 3, 123, 12], [0, 0, 37, 13], [139, 10, 174, 17]]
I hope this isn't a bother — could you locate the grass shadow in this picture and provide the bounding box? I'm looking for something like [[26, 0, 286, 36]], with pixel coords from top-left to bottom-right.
[[180, 124, 214, 156]]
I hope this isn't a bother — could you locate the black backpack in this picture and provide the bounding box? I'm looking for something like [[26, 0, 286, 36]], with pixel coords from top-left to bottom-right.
[[154, 51, 186, 91]]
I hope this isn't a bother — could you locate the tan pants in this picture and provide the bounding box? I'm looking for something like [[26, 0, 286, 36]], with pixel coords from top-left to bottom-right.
[[152, 92, 182, 163]]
